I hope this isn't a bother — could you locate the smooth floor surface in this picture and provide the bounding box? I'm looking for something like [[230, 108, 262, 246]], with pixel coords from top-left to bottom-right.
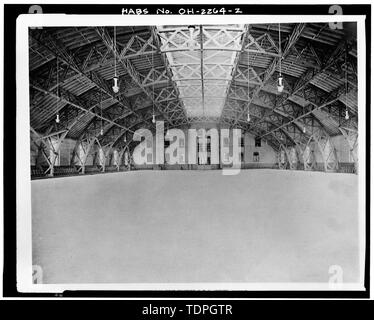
[[32, 169, 360, 284]]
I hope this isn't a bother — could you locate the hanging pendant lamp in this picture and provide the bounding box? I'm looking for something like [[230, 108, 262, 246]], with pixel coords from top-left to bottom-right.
[[277, 75, 284, 93], [55, 57, 60, 123], [151, 49, 156, 124], [247, 42, 251, 123], [277, 23, 284, 93], [112, 26, 119, 94], [247, 112, 251, 123], [302, 105, 306, 133], [344, 46, 349, 121], [100, 92, 104, 135]]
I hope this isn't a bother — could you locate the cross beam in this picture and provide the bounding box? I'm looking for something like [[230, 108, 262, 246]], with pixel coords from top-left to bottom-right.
[[224, 23, 307, 126], [94, 27, 188, 126], [31, 84, 136, 132], [29, 30, 143, 127], [259, 84, 347, 138]]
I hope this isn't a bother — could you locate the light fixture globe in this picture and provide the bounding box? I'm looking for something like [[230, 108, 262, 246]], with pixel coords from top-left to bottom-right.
[[345, 109, 350, 120], [152, 114, 156, 123], [277, 75, 284, 93], [277, 24, 284, 94], [112, 76, 119, 93], [55, 113, 60, 123], [247, 112, 251, 122]]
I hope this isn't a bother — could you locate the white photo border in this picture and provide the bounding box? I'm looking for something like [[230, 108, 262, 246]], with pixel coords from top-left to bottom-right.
[[16, 13, 367, 293]]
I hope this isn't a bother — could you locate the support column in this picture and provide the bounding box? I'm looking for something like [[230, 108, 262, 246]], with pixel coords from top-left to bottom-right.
[[339, 128, 358, 174], [277, 146, 288, 170], [30, 127, 68, 177], [312, 131, 339, 172], [72, 136, 96, 174], [288, 146, 299, 170], [301, 143, 317, 171]]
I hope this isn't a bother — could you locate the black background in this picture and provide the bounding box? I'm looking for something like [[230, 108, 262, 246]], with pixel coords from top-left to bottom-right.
[[3, 3, 371, 302]]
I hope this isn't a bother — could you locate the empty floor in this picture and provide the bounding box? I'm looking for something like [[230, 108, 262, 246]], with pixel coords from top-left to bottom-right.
[[32, 169, 359, 284]]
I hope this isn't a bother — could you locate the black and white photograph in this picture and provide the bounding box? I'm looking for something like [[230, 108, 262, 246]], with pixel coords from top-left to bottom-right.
[[1, 1, 372, 302]]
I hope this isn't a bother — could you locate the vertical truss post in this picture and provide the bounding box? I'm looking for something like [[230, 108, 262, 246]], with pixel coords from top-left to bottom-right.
[[287, 146, 299, 170], [277, 145, 288, 170], [301, 137, 317, 171], [30, 127, 68, 177], [116, 143, 131, 171], [312, 131, 339, 172], [277, 144, 299, 170], [98, 148, 105, 173], [118, 148, 126, 171], [113, 149, 120, 171], [100, 145, 113, 173], [72, 136, 97, 174], [108, 150, 114, 168], [339, 127, 358, 174], [92, 139, 106, 173]]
